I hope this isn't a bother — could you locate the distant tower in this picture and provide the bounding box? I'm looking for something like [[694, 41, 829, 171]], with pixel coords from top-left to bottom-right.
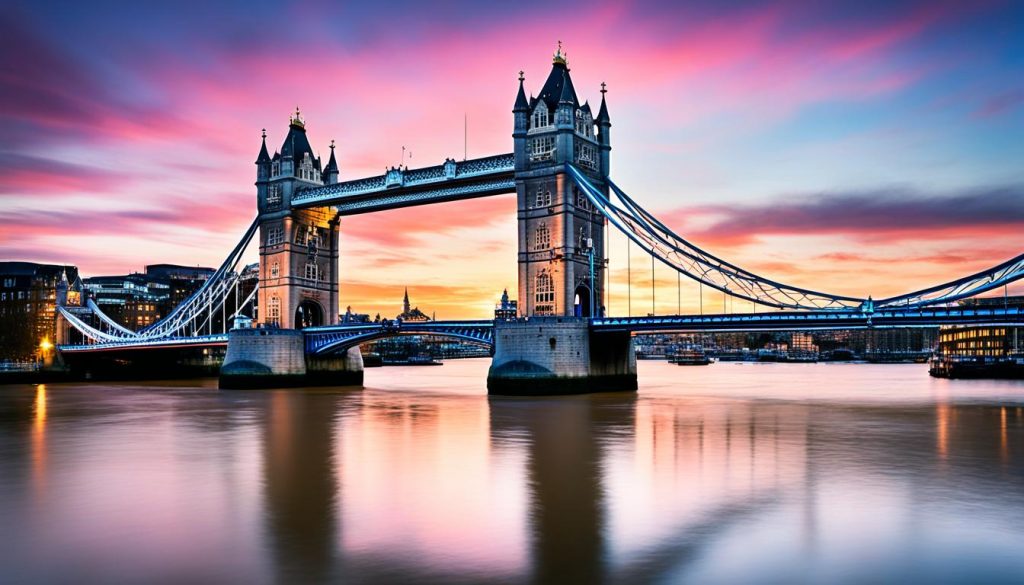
[[255, 109, 340, 328], [513, 44, 608, 317], [403, 287, 411, 315]]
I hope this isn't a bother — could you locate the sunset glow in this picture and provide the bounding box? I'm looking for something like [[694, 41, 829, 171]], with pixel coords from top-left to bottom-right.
[[2, 1, 1022, 319]]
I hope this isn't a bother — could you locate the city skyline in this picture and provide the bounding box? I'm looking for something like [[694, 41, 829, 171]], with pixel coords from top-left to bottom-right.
[[2, 1, 1023, 319]]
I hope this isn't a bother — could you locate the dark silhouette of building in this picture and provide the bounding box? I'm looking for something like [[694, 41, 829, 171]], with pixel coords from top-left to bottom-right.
[[0, 262, 81, 361]]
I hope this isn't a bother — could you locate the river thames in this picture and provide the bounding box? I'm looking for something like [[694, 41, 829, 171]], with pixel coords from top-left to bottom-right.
[[1, 360, 1022, 584]]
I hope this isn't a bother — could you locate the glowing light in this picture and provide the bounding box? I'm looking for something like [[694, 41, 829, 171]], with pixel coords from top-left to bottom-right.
[[39, 338, 53, 351]]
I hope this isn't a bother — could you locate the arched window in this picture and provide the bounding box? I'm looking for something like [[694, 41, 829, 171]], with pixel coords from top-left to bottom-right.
[[304, 262, 319, 281], [270, 261, 280, 278], [268, 296, 281, 324], [532, 106, 550, 129], [535, 189, 552, 208], [534, 222, 550, 250], [535, 271, 555, 315]]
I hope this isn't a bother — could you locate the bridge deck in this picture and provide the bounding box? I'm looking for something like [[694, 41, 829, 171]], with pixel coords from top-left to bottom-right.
[[291, 154, 514, 214], [58, 307, 1023, 353]]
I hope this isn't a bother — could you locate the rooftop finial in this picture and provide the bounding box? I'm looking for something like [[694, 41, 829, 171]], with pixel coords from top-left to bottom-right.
[[261, 128, 267, 139], [518, 70, 524, 82], [330, 139, 335, 150], [553, 40, 567, 66], [600, 82, 607, 95], [290, 106, 305, 129]]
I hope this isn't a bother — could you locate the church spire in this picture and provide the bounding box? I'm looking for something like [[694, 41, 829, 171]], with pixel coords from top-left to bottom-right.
[[403, 287, 410, 314]]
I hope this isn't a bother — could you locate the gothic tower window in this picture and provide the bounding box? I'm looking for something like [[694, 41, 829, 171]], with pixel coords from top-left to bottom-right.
[[266, 184, 282, 207], [532, 106, 550, 129], [577, 143, 597, 170], [534, 222, 550, 250], [574, 186, 590, 210], [535, 271, 555, 315], [270, 261, 280, 279], [268, 296, 281, 324], [304, 262, 319, 281], [535, 189, 552, 208], [267, 226, 284, 246], [294, 225, 307, 245], [529, 136, 555, 162]]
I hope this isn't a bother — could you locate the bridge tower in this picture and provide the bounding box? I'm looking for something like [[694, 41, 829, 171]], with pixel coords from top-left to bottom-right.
[[513, 45, 609, 318], [254, 109, 340, 329], [490, 47, 634, 396]]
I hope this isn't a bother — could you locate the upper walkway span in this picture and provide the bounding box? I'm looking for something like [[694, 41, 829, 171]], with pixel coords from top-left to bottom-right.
[[291, 154, 514, 214]]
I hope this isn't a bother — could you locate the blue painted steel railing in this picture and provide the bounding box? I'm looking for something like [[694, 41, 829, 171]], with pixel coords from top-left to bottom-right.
[[304, 320, 495, 355]]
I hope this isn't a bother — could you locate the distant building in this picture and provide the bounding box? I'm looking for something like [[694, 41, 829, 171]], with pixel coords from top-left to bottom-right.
[[145, 264, 214, 307], [83, 273, 170, 330], [936, 296, 1024, 358], [0, 262, 81, 361], [396, 288, 431, 322], [341, 305, 371, 324], [82, 263, 239, 332], [495, 288, 518, 320]]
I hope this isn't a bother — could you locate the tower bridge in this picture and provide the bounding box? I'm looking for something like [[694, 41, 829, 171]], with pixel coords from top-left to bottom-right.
[[56, 46, 1024, 394]]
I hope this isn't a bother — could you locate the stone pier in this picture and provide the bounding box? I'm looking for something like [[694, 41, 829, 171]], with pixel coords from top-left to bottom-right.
[[219, 328, 363, 389], [487, 318, 637, 396]]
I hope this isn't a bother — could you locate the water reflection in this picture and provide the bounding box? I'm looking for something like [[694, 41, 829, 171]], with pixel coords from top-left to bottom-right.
[[262, 390, 340, 583], [0, 362, 1022, 584]]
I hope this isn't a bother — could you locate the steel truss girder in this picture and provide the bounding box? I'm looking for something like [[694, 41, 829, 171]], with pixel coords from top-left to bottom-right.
[[305, 320, 495, 355]]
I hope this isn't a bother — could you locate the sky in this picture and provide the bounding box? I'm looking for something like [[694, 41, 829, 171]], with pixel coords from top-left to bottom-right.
[[1, 0, 1022, 319]]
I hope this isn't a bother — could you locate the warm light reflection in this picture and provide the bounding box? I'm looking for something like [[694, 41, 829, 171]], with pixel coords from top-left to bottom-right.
[[936, 403, 949, 461], [1000, 407, 1008, 465], [32, 385, 48, 494]]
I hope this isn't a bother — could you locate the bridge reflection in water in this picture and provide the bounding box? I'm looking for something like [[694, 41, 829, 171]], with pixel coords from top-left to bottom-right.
[[1, 362, 1022, 583]]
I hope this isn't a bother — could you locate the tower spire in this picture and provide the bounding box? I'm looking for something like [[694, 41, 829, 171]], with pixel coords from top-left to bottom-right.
[[256, 128, 270, 164], [513, 70, 529, 112]]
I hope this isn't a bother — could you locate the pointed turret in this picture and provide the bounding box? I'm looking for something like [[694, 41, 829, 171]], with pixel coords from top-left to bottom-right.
[[514, 71, 529, 112], [596, 82, 612, 175], [256, 128, 271, 164], [403, 287, 411, 314], [324, 139, 339, 185], [596, 83, 610, 125]]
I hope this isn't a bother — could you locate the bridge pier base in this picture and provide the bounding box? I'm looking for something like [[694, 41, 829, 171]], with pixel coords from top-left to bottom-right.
[[487, 318, 637, 396], [219, 328, 363, 389]]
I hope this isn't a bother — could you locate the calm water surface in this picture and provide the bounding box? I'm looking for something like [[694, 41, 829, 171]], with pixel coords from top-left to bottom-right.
[[1, 360, 1022, 584]]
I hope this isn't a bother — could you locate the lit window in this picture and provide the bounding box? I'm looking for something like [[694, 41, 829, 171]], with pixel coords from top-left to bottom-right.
[[268, 296, 281, 324], [535, 271, 555, 314]]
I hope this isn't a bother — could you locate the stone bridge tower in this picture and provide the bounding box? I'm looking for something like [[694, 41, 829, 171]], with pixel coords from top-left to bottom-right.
[[254, 109, 340, 329], [513, 45, 611, 318]]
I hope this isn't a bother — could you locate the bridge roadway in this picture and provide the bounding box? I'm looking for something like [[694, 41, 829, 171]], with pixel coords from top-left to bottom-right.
[[58, 305, 1023, 354], [291, 154, 515, 214]]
